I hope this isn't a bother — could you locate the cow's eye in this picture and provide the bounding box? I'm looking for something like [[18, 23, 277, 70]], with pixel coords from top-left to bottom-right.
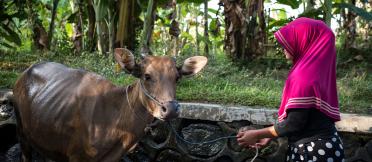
[[144, 74, 151, 81]]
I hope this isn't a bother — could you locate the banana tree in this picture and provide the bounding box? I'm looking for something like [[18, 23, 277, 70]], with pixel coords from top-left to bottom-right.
[[221, 0, 266, 61], [25, 0, 49, 50], [203, 0, 209, 57], [116, 0, 141, 51], [168, 0, 181, 57], [93, 0, 111, 55], [69, 0, 84, 53], [47, 0, 60, 50], [86, 0, 96, 52], [141, 0, 157, 55]]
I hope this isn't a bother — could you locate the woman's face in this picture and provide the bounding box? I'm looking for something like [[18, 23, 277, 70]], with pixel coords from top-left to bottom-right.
[[284, 49, 293, 60]]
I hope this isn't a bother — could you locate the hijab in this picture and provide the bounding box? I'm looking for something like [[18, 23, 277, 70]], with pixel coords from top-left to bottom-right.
[[274, 17, 340, 122]]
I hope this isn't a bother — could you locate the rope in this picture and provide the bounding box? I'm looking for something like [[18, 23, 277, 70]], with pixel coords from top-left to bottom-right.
[[251, 144, 259, 162], [167, 121, 236, 145], [126, 86, 147, 122], [139, 81, 164, 106], [167, 122, 260, 161]]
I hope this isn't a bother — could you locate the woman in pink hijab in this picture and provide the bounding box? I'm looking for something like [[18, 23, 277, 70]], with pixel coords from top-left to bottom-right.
[[237, 17, 344, 162]]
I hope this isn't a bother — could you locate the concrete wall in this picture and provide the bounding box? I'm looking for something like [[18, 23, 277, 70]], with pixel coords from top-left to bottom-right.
[[179, 103, 372, 134]]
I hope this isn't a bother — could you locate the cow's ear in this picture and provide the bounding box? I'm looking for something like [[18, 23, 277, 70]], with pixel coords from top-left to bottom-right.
[[115, 48, 141, 77], [179, 56, 208, 77]]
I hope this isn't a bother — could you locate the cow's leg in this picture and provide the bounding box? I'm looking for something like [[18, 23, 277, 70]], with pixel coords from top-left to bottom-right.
[[19, 138, 32, 162]]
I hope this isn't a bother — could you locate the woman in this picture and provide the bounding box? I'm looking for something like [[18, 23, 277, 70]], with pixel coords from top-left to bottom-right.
[[237, 17, 345, 162]]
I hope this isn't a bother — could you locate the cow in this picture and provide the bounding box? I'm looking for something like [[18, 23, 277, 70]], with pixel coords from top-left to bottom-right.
[[12, 48, 208, 162]]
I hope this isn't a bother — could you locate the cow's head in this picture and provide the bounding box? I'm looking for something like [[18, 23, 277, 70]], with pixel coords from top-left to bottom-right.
[[115, 48, 207, 121]]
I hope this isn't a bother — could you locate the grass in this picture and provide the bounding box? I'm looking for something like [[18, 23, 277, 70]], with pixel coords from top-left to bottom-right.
[[0, 50, 371, 114]]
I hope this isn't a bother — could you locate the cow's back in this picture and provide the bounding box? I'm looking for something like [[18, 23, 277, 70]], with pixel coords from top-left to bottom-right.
[[13, 62, 116, 161]]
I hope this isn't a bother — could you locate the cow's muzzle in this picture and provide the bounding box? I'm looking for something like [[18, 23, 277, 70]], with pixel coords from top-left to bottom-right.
[[139, 81, 180, 120], [160, 100, 180, 120]]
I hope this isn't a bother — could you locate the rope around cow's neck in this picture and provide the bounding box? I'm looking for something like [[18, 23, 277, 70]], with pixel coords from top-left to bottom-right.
[[126, 80, 164, 122], [166, 122, 259, 162], [125, 85, 148, 123]]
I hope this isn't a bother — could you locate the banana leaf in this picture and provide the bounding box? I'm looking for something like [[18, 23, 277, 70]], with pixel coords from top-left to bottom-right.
[[0, 23, 22, 46]]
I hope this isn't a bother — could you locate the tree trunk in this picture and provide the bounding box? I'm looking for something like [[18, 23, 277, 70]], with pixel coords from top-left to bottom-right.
[[195, 6, 200, 55], [96, 21, 109, 55], [26, 0, 48, 51], [141, 0, 156, 55], [116, 0, 140, 51], [222, 0, 265, 61], [258, 0, 266, 54], [93, 0, 110, 55], [204, 0, 209, 57], [343, 0, 356, 50], [86, 0, 96, 52], [47, 0, 59, 50], [107, 2, 116, 58], [116, 0, 130, 48], [71, 0, 84, 54], [360, 1, 371, 49], [168, 0, 180, 57], [324, 0, 332, 26]]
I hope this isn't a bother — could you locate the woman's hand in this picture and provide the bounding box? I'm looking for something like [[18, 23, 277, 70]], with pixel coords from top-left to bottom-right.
[[236, 130, 259, 148], [252, 138, 272, 148], [237, 126, 277, 149]]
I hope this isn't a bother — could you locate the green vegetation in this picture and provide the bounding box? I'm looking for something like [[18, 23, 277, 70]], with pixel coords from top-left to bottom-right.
[[0, 0, 371, 114], [1, 50, 370, 114]]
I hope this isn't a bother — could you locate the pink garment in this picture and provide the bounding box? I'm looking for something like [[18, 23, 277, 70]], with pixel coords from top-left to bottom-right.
[[274, 17, 340, 122]]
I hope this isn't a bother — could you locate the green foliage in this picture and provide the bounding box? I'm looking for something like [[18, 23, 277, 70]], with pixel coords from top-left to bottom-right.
[[334, 3, 372, 21], [178, 0, 205, 4], [0, 0, 371, 115], [1, 49, 371, 113], [0, 0, 27, 49], [93, 0, 111, 21], [276, 0, 301, 9], [338, 71, 371, 114], [267, 18, 291, 31], [209, 19, 220, 36], [0, 71, 18, 89], [299, 8, 323, 19], [0, 50, 136, 88]]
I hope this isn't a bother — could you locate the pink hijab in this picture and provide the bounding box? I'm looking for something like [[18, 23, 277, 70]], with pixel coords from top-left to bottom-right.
[[274, 17, 340, 122]]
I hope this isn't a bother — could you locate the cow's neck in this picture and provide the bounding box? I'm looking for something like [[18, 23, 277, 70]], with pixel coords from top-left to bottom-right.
[[116, 81, 154, 152], [127, 81, 153, 125]]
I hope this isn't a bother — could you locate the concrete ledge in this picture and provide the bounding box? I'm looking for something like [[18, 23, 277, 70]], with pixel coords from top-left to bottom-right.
[[0, 89, 13, 103], [180, 102, 372, 134], [336, 114, 372, 134], [179, 103, 278, 125]]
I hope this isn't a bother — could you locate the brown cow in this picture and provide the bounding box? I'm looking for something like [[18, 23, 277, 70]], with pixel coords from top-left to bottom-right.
[[13, 48, 207, 162]]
